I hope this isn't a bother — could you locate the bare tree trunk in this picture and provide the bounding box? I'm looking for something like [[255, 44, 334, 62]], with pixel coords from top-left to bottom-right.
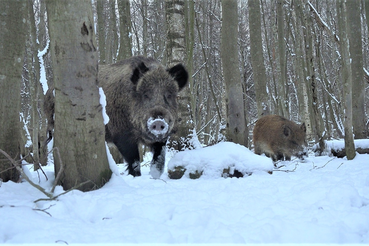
[[105, 0, 119, 64], [276, 0, 288, 118], [347, 0, 367, 139], [97, 0, 107, 64], [0, 0, 28, 182], [185, 0, 196, 128], [337, 0, 355, 160], [249, 0, 269, 118], [221, 0, 248, 146], [261, 0, 278, 113], [141, 0, 148, 56], [117, 0, 133, 60], [46, 0, 111, 191], [165, 0, 194, 150], [27, 1, 43, 168]]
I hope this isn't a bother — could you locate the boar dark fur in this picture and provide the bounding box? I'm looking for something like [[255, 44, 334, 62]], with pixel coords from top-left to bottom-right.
[[253, 115, 307, 161], [99, 56, 188, 178]]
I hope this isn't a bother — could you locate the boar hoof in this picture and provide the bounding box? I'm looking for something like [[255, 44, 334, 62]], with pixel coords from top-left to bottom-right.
[[150, 163, 163, 179]]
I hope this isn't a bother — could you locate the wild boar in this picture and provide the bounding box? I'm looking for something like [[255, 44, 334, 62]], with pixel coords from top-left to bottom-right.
[[99, 56, 188, 178], [253, 115, 307, 161]]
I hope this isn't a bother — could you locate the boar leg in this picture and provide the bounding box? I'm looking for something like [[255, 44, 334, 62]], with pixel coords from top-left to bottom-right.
[[113, 132, 141, 177], [149, 142, 166, 179]]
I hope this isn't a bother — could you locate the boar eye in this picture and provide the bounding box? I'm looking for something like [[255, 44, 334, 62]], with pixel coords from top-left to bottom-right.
[[143, 93, 150, 100]]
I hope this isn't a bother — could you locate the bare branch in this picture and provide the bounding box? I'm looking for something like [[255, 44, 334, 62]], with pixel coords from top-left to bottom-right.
[[1, 147, 92, 204], [0, 148, 53, 198], [194, 11, 222, 122], [308, 1, 340, 44]]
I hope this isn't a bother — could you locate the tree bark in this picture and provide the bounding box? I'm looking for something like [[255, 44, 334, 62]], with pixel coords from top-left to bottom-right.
[[46, 0, 111, 191], [276, 0, 288, 118], [347, 0, 367, 139], [221, 0, 248, 146], [249, 0, 269, 118], [117, 0, 133, 60], [165, 0, 194, 150], [97, 0, 107, 64], [337, 0, 356, 160], [0, 0, 28, 182]]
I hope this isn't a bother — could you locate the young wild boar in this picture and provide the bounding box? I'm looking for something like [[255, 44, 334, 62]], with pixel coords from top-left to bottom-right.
[[253, 115, 307, 161], [99, 56, 188, 178]]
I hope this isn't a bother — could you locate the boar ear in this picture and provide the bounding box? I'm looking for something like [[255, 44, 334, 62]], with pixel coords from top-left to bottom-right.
[[167, 64, 188, 91], [131, 62, 149, 85], [301, 122, 306, 133]]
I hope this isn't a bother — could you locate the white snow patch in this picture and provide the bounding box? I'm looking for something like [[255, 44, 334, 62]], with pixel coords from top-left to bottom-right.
[[168, 142, 274, 178], [315, 139, 369, 152], [105, 142, 119, 176], [99, 87, 109, 125], [38, 39, 49, 94]]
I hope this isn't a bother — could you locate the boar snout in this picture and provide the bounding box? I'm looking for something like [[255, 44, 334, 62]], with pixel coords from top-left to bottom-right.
[[147, 117, 169, 137]]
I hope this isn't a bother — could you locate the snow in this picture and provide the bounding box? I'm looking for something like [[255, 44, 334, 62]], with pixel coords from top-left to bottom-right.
[[168, 142, 274, 178], [1, 141, 369, 245], [99, 87, 110, 125], [324, 139, 369, 151], [38, 39, 50, 94]]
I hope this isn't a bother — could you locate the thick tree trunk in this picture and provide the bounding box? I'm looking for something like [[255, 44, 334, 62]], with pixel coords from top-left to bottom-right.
[[221, 0, 248, 146], [0, 0, 28, 182], [46, 0, 111, 191], [347, 0, 367, 139], [165, 0, 194, 150]]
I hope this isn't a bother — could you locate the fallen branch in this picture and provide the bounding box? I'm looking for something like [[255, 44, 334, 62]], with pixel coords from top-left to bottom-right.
[[0, 147, 92, 203], [34, 180, 92, 203], [0, 148, 53, 199], [273, 163, 299, 173], [310, 158, 335, 171]]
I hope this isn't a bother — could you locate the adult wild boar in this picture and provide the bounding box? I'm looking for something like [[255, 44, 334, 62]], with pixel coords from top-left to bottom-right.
[[253, 115, 307, 161], [99, 56, 188, 178]]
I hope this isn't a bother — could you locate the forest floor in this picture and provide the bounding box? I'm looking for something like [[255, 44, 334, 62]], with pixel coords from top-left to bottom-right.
[[0, 140, 368, 245]]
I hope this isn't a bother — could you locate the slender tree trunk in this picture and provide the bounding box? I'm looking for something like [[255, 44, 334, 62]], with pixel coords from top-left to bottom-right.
[[0, 0, 28, 182], [27, 1, 42, 168], [97, 0, 107, 64], [337, 0, 355, 160], [46, 0, 111, 191], [277, 0, 288, 118], [221, 0, 248, 146], [141, 0, 148, 56], [117, 0, 133, 60], [185, 0, 196, 128], [105, 0, 118, 64], [249, 0, 269, 118], [261, 0, 278, 113]]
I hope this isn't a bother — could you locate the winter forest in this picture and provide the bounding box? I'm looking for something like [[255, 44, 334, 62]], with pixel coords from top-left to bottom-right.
[[1, 0, 369, 244], [1, 0, 369, 186]]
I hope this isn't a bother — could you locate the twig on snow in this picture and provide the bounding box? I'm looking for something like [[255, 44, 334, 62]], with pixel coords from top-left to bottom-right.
[[0, 147, 92, 204], [310, 157, 335, 171]]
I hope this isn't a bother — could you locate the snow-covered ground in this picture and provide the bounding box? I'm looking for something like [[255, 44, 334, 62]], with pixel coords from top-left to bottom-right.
[[1, 140, 369, 245]]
